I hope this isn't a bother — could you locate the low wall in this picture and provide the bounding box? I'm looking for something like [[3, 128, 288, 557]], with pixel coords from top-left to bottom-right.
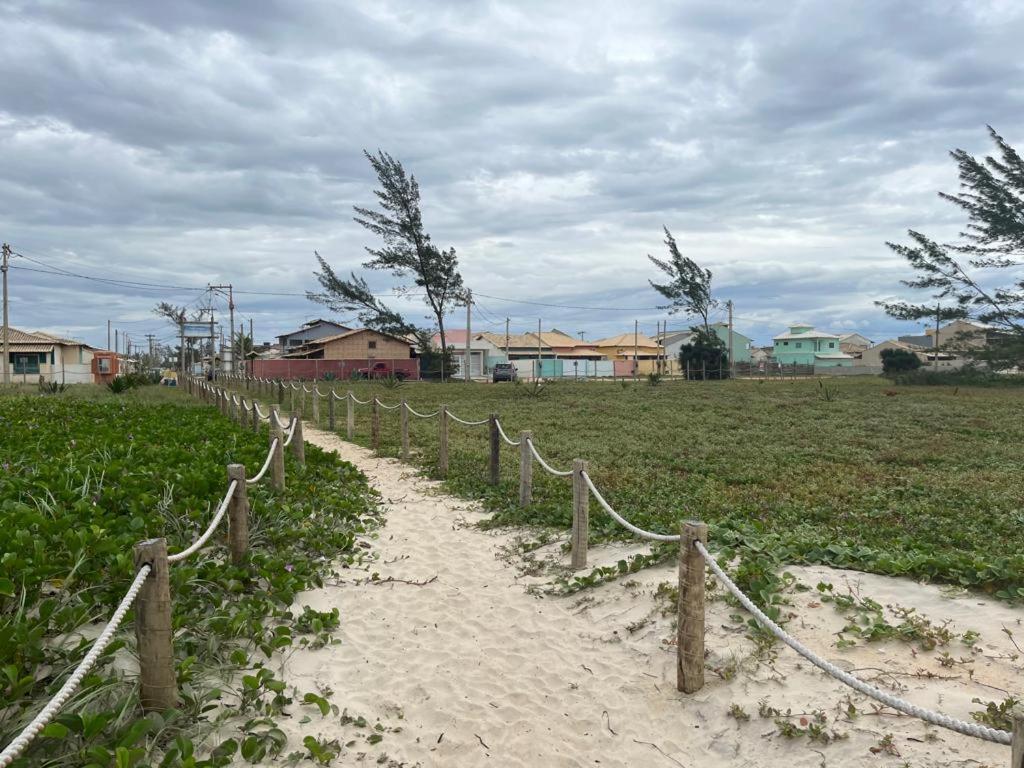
[[252, 358, 419, 380], [818, 365, 882, 376]]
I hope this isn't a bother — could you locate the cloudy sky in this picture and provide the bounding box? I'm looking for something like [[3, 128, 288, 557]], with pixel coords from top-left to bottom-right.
[[1, 0, 1022, 351]]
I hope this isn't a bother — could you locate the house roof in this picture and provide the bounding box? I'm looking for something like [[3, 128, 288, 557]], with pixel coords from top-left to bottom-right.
[[773, 329, 841, 341], [3, 327, 84, 348], [898, 334, 933, 348], [592, 332, 661, 349], [813, 352, 855, 359], [303, 328, 415, 347], [837, 332, 872, 343], [476, 331, 553, 350], [9, 344, 54, 353], [276, 319, 350, 340], [709, 323, 753, 342]]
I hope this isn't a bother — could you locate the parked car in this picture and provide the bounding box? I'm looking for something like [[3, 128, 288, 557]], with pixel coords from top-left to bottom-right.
[[492, 362, 517, 382], [356, 362, 407, 380]]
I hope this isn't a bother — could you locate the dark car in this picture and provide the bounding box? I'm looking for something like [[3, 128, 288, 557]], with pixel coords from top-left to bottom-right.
[[492, 362, 517, 382], [356, 362, 407, 380]]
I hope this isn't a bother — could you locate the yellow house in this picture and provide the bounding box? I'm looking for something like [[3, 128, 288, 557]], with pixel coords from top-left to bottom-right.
[[592, 332, 665, 375]]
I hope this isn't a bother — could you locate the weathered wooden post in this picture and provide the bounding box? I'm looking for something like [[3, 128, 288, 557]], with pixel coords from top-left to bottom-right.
[[311, 389, 320, 426], [269, 405, 285, 491], [328, 391, 336, 431], [677, 521, 708, 694], [346, 391, 354, 440], [277, 380, 284, 405], [300, 385, 306, 415], [289, 410, 305, 465], [488, 414, 500, 486], [371, 399, 381, 453], [518, 430, 532, 507], [1011, 706, 1024, 768], [400, 399, 410, 460], [251, 402, 259, 434], [226, 464, 249, 565], [571, 459, 589, 569], [438, 405, 449, 477], [133, 538, 177, 711]]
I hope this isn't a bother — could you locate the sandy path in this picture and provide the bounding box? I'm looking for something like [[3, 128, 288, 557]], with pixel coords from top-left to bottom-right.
[[277, 424, 1021, 767]]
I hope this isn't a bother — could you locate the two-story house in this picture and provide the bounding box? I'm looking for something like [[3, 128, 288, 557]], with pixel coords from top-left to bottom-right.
[[772, 324, 854, 367]]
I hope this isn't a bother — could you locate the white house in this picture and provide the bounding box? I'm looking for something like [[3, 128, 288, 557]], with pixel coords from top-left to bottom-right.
[[3, 327, 106, 384]]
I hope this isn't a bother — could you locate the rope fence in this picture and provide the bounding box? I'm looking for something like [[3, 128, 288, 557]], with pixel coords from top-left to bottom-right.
[[0, 376, 307, 765], [204, 373, 1024, 759]]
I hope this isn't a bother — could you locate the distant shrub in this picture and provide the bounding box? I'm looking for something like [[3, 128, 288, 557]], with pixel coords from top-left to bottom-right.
[[890, 367, 1024, 387], [38, 379, 69, 395], [647, 372, 663, 387], [881, 348, 922, 375], [107, 377, 133, 394]]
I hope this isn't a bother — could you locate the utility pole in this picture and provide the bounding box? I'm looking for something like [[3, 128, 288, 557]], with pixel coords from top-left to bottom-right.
[[115, 329, 119, 358], [934, 303, 941, 370], [107, 320, 112, 352], [537, 318, 542, 380], [505, 318, 510, 359], [209, 284, 235, 374], [1, 243, 10, 385], [178, 318, 185, 377], [727, 299, 735, 379], [146, 334, 156, 367], [464, 289, 472, 383]]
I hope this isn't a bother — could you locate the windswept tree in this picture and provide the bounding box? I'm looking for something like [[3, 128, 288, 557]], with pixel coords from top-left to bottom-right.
[[648, 227, 716, 335], [309, 150, 465, 379], [879, 127, 1024, 367]]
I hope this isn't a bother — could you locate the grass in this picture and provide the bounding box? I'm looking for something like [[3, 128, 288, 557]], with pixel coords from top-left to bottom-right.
[[0, 384, 379, 766], [241, 375, 1024, 599]]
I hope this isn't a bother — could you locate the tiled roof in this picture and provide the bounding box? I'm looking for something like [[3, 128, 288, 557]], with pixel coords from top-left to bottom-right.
[[592, 332, 661, 348], [773, 329, 841, 341]]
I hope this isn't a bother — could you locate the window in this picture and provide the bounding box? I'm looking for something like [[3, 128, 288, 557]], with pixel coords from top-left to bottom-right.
[[14, 355, 40, 374], [795, 342, 802, 348], [97, 357, 111, 374], [829, 342, 835, 349], [783, 341, 789, 346], [368, 341, 377, 350]]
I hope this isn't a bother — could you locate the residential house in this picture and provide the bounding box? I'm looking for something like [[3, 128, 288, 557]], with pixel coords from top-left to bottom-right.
[[2, 327, 112, 383], [750, 346, 772, 365], [837, 332, 873, 356], [860, 339, 964, 370], [772, 324, 853, 367], [476, 331, 554, 361], [593, 332, 663, 375], [657, 323, 753, 363], [926, 319, 992, 352], [253, 328, 418, 379], [431, 329, 500, 378], [898, 333, 933, 348], [276, 319, 351, 351]]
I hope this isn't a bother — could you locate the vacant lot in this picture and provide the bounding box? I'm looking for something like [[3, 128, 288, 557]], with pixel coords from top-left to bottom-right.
[[294, 376, 1024, 596]]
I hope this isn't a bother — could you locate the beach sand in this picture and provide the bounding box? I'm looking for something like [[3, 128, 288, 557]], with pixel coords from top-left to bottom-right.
[[274, 423, 1021, 767]]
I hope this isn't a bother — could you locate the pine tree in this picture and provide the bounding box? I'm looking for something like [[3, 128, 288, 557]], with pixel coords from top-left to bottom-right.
[[309, 151, 465, 379], [648, 227, 716, 335]]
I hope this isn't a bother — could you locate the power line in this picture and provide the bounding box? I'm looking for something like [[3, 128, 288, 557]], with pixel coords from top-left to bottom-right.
[[472, 290, 660, 312]]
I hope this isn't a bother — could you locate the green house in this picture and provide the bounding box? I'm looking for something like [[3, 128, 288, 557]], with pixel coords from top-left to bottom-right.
[[772, 325, 854, 367]]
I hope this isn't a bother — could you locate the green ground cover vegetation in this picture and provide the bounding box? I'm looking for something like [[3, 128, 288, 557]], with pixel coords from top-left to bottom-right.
[[254, 375, 1024, 599], [0, 386, 379, 766]]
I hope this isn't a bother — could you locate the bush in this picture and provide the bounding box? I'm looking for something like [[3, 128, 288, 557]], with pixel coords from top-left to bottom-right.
[[37, 378, 69, 395], [647, 372, 663, 387], [881, 348, 921, 374], [890, 367, 1024, 387]]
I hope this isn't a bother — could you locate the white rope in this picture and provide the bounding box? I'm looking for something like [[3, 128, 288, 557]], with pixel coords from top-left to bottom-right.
[[271, 410, 288, 430], [448, 412, 490, 427], [290, 383, 300, 391], [254, 403, 269, 420], [374, 398, 401, 410], [525, 438, 573, 476], [581, 471, 680, 542], [0, 565, 152, 768], [406, 404, 440, 419], [283, 418, 299, 447], [314, 386, 325, 397], [495, 419, 521, 446], [167, 480, 238, 563], [694, 540, 1011, 745], [302, 384, 313, 393], [331, 391, 345, 401], [246, 440, 277, 484], [350, 393, 371, 405]]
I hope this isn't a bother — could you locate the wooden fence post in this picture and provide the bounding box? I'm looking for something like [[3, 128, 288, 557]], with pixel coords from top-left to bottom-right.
[[488, 414, 500, 485], [226, 464, 249, 565], [300, 386, 306, 415], [1011, 706, 1024, 768], [371, 399, 381, 453], [400, 399, 409, 460], [270, 405, 285, 491], [277, 380, 284, 405], [133, 538, 177, 711], [251, 402, 259, 434], [311, 390, 320, 425], [438, 405, 449, 477], [571, 459, 589, 569], [518, 430, 532, 506], [291, 409, 305, 465], [328, 391, 336, 431], [346, 391, 354, 440], [677, 521, 708, 694]]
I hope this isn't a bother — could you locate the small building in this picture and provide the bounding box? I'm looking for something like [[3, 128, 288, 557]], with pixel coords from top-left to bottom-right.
[[431, 329, 500, 378], [276, 319, 351, 352], [837, 332, 873, 356], [926, 319, 991, 351], [253, 328, 418, 380], [772, 324, 854, 367], [476, 331, 555, 361], [658, 324, 753, 363], [2, 327, 110, 383], [858, 339, 924, 369]]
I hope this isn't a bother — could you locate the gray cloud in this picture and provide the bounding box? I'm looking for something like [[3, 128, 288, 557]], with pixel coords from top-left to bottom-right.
[[1, 0, 1022, 350]]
